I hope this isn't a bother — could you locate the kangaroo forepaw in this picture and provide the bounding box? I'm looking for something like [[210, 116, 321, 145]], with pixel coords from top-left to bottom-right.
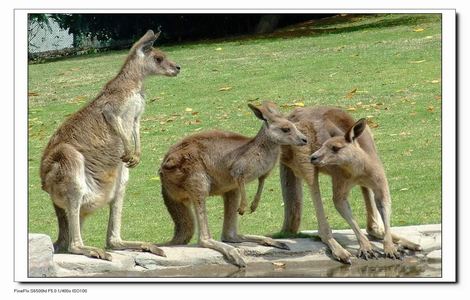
[[121, 152, 140, 168], [249, 201, 259, 213], [237, 207, 246, 216]]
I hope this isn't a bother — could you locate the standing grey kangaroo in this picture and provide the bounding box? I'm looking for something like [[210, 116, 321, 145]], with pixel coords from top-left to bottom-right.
[[278, 106, 421, 264], [159, 101, 307, 267], [40, 30, 180, 260]]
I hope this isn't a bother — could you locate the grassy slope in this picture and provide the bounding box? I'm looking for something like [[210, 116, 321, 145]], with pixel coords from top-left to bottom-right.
[[28, 14, 442, 247]]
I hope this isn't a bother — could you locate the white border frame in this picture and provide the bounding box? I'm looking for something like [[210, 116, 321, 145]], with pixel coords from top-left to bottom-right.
[[14, 9, 456, 282]]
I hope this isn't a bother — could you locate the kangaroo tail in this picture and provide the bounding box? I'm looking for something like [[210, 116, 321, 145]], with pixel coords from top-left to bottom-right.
[[52, 203, 69, 253], [161, 185, 194, 245]]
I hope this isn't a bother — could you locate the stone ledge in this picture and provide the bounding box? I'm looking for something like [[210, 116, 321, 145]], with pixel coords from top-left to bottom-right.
[[28, 224, 441, 278]]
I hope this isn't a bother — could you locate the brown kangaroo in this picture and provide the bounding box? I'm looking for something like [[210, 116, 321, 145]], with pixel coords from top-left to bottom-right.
[[278, 106, 421, 264], [159, 101, 308, 267], [40, 30, 180, 260]]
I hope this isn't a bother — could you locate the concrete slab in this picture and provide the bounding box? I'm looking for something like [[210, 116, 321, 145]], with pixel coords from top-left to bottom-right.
[[28, 224, 442, 278]]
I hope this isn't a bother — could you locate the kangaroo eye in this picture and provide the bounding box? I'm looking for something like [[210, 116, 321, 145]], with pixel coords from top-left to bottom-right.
[[281, 127, 291, 133], [332, 146, 341, 153], [155, 57, 163, 63]]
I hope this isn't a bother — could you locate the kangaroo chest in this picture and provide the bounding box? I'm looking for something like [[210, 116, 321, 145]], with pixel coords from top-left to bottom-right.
[[246, 150, 278, 181], [121, 92, 145, 135], [230, 147, 279, 182], [207, 146, 279, 196]]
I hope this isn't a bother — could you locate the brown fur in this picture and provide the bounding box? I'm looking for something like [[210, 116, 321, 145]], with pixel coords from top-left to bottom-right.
[[159, 102, 307, 267], [40, 30, 180, 260], [280, 106, 421, 263]]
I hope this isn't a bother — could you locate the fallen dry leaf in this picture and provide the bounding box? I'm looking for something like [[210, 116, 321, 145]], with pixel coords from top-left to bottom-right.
[[294, 102, 305, 107], [185, 107, 193, 112], [413, 28, 425, 32], [215, 47, 222, 51], [28, 92, 39, 97], [366, 117, 379, 128], [404, 149, 414, 156], [345, 88, 358, 99], [187, 119, 202, 125], [427, 105, 435, 112], [218, 86, 232, 92], [346, 107, 356, 112], [272, 262, 286, 269], [217, 112, 229, 120], [69, 95, 87, 104], [409, 60, 426, 64], [400, 187, 409, 191]]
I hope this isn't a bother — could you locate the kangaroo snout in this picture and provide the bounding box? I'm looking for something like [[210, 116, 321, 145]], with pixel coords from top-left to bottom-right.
[[296, 132, 308, 146], [170, 64, 181, 76], [298, 136, 308, 146], [310, 154, 321, 164]]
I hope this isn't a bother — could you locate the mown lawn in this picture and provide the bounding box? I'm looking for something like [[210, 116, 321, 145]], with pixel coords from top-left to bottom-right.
[[28, 13, 442, 248]]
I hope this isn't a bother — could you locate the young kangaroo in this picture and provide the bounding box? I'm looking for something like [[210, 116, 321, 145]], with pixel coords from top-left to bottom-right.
[[159, 101, 307, 267], [40, 30, 180, 260], [279, 107, 421, 264]]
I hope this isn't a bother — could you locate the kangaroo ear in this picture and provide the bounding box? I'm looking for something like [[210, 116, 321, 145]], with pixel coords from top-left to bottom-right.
[[248, 104, 267, 122], [135, 29, 160, 54], [262, 101, 281, 116], [345, 118, 367, 143]]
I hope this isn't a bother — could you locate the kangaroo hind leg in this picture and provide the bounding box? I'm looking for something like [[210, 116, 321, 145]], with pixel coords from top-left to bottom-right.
[[106, 165, 165, 257], [50, 147, 112, 260], [222, 189, 289, 250], [192, 192, 246, 268], [362, 187, 421, 251]]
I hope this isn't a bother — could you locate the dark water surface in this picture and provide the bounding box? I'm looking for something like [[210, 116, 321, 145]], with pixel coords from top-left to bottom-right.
[[88, 256, 441, 279]]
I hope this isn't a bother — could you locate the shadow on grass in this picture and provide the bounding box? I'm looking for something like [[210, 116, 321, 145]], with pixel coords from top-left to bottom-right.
[[29, 14, 438, 65], [254, 13, 439, 40]]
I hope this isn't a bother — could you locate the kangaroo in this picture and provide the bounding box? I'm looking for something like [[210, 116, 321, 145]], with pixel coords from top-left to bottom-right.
[[40, 30, 180, 260], [159, 101, 308, 267], [278, 106, 421, 264]]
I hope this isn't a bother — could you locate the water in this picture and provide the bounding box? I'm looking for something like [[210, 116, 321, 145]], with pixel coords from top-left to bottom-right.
[[90, 257, 441, 279]]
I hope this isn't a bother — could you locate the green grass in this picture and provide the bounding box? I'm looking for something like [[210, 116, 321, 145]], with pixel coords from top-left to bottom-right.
[[28, 14, 442, 248]]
